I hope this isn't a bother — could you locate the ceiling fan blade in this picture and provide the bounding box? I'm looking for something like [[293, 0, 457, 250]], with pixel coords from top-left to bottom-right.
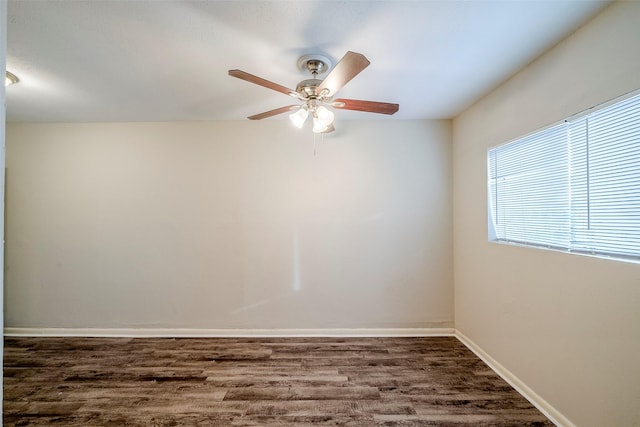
[[317, 51, 370, 97], [332, 98, 399, 115], [248, 105, 299, 120], [229, 69, 298, 97]]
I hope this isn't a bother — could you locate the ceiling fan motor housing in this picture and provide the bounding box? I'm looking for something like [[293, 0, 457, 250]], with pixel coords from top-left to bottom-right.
[[296, 79, 323, 98]]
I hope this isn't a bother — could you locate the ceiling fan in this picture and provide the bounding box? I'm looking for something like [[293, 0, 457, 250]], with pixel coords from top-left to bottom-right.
[[228, 51, 399, 134]]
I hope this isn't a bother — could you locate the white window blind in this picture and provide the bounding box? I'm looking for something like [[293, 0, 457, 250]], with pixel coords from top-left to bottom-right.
[[488, 91, 640, 261]]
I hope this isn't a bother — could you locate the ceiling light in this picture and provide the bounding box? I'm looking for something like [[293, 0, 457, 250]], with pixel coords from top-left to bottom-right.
[[5, 71, 19, 87], [289, 107, 309, 128], [312, 106, 334, 133], [312, 115, 328, 133], [291, 102, 335, 133], [315, 106, 334, 127]]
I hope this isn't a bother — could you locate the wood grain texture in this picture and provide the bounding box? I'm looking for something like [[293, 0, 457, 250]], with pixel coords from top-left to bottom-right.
[[3, 337, 553, 426]]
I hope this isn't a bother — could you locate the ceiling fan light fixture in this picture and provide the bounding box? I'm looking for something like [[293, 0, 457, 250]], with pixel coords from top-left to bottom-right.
[[313, 105, 335, 133], [312, 115, 329, 133], [312, 106, 334, 133], [5, 71, 19, 87], [316, 106, 334, 125], [289, 107, 309, 128]]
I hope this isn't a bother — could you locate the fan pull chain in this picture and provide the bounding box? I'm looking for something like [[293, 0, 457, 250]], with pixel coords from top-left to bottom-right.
[[312, 132, 326, 156]]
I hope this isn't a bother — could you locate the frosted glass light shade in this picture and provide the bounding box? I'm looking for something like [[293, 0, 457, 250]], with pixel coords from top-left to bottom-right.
[[312, 116, 328, 133], [316, 106, 334, 126], [289, 108, 309, 128], [312, 106, 334, 133]]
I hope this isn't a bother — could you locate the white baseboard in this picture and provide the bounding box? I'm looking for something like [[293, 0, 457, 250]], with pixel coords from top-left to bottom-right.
[[4, 327, 455, 338], [455, 330, 572, 427]]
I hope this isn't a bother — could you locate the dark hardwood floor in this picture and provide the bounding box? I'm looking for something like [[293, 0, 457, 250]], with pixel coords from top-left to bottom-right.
[[3, 336, 553, 426]]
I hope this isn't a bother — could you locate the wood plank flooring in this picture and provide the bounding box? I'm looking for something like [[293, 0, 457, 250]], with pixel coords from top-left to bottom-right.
[[3, 336, 554, 426]]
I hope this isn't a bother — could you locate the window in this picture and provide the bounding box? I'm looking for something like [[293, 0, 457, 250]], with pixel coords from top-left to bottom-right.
[[488, 91, 640, 261]]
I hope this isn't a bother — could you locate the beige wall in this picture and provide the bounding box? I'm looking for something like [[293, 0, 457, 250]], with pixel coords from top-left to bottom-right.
[[6, 119, 453, 330], [453, 2, 640, 426]]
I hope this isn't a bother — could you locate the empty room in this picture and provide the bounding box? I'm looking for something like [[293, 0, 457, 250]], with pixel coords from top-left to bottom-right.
[[2, 1, 639, 426]]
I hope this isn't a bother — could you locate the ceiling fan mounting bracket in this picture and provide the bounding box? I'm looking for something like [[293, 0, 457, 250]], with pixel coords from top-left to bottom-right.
[[297, 54, 332, 76]]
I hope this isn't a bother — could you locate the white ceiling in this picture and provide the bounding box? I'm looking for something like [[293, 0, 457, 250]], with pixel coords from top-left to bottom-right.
[[6, 0, 610, 122]]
